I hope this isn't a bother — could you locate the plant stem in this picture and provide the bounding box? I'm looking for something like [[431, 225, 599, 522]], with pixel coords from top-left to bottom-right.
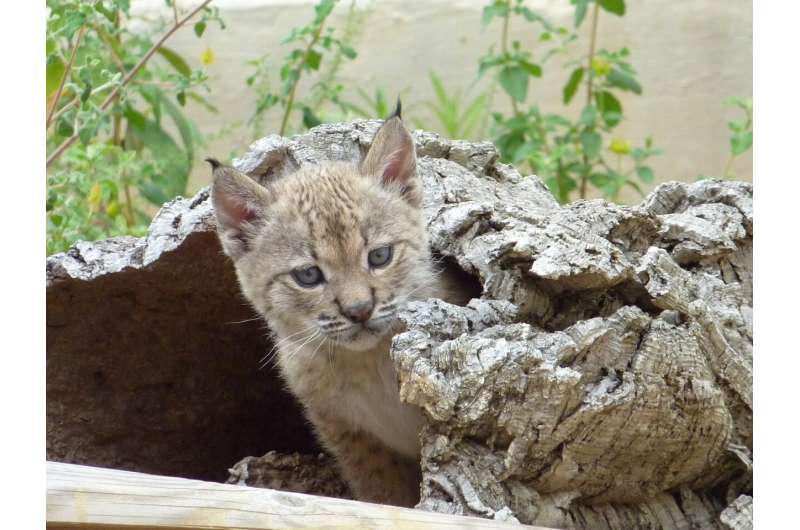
[[585, 2, 600, 109], [309, 0, 363, 113], [500, 2, 519, 115], [47, 25, 88, 128], [94, 24, 127, 74], [279, 17, 327, 136], [123, 177, 135, 227], [579, 1, 601, 200], [46, 0, 212, 168], [112, 114, 122, 147], [48, 97, 78, 129], [723, 154, 735, 179]]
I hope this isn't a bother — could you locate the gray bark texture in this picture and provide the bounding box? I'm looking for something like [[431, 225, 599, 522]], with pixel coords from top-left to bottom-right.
[[46, 120, 752, 530]]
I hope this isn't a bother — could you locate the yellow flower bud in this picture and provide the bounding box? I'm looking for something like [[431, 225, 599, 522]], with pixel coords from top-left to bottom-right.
[[591, 57, 611, 77], [88, 183, 102, 212], [609, 138, 631, 155], [106, 200, 121, 218]]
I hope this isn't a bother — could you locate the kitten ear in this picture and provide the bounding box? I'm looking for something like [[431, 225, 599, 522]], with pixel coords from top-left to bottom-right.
[[207, 158, 270, 259], [360, 101, 420, 206]]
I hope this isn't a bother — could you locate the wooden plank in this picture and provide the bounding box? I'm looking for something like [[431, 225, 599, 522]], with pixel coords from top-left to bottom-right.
[[47, 461, 551, 529]]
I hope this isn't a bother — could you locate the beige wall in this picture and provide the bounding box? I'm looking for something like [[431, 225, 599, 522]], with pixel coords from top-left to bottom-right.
[[132, 0, 753, 203]]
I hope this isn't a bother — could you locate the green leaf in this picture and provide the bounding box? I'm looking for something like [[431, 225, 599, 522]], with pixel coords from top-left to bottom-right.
[[305, 49, 322, 70], [339, 44, 357, 59], [481, 2, 509, 28], [429, 71, 448, 106], [579, 104, 597, 126], [194, 21, 206, 37], [599, 0, 626, 16], [80, 82, 92, 103], [79, 121, 98, 145], [176, 90, 186, 106], [161, 95, 196, 168], [302, 106, 322, 129], [607, 68, 642, 94], [498, 65, 528, 103], [94, 2, 117, 22], [563, 67, 584, 104], [157, 46, 191, 77], [589, 172, 611, 189], [56, 115, 74, 137], [187, 92, 219, 113], [595, 90, 623, 127], [519, 61, 542, 77], [572, 0, 589, 27], [478, 54, 506, 78], [516, 6, 552, 30], [461, 93, 489, 139], [139, 86, 163, 124], [636, 165, 654, 183], [128, 119, 190, 204], [625, 179, 646, 198], [730, 131, 753, 156], [123, 107, 147, 130], [315, 0, 336, 21], [46, 59, 66, 97], [580, 130, 602, 159]]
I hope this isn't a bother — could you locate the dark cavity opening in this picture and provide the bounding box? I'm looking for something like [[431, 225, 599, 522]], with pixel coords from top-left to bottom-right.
[[47, 232, 320, 482]]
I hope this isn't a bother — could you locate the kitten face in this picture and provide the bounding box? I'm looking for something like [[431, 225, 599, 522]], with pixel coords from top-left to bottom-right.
[[211, 117, 431, 352]]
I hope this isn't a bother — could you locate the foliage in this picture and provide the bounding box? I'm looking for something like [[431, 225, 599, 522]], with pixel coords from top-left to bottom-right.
[[344, 87, 394, 119], [45, 0, 748, 255], [46, 144, 150, 255], [46, 0, 222, 254], [723, 97, 753, 178], [246, 0, 358, 137], [411, 72, 488, 141], [696, 96, 753, 181], [481, 0, 660, 203]]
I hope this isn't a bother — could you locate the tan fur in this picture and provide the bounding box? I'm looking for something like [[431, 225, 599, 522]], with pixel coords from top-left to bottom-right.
[[210, 117, 454, 506]]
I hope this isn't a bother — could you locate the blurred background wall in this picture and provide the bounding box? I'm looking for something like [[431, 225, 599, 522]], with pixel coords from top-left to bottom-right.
[[131, 0, 752, 203]]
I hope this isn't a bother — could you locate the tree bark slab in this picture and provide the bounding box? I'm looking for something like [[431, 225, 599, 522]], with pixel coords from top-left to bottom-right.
[[46, 120, 752, 529]]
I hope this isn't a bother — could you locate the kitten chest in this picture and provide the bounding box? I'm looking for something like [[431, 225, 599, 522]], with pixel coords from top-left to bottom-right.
[[336, 355, 425, 460]]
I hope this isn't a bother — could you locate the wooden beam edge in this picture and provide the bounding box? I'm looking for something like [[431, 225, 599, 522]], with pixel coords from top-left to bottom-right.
[[47, 461, 555, 529]]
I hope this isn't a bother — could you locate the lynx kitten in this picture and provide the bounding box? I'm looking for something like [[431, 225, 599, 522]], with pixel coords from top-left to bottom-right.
[[209, 109, 453, 506]]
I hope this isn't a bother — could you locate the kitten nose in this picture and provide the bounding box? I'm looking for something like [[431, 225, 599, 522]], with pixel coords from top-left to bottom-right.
[[342, 300, 374, 323]]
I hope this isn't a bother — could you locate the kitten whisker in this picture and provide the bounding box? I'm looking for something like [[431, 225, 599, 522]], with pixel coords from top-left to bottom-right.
[[260, 325, 316, 363], [226, 315, 264, 325], [403, 278, 439, 300], [259, 325, 317, 368], [279, 330, 322, 367]]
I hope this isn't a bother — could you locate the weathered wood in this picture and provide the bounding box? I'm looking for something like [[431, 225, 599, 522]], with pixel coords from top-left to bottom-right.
[[46, 120, 752, 529], [46, 461, 550, 529]]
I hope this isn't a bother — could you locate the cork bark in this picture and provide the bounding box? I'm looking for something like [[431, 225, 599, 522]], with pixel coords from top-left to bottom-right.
[[46, 120, 752, 529]]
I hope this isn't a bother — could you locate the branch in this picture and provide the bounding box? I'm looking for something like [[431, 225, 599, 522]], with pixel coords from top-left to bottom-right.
[[500, 3, 518, 115], [46, 25, 88, 128], [278, 19, 327, 136], [579, 1, 601, 200], [46, 0, 212, 168]]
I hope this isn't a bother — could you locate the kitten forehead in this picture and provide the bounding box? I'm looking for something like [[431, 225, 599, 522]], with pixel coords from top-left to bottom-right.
[[266, 162, 414, 260]]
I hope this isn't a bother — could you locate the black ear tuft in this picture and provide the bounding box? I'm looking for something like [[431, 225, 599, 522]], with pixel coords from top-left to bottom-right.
[[205, 157, 222, 171], [387, 98, 402, 120]]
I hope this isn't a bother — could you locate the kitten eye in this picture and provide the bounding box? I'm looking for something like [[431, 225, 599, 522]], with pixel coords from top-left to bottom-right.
[[368, 245, 393, 268], [291, 266, 325, 287]]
